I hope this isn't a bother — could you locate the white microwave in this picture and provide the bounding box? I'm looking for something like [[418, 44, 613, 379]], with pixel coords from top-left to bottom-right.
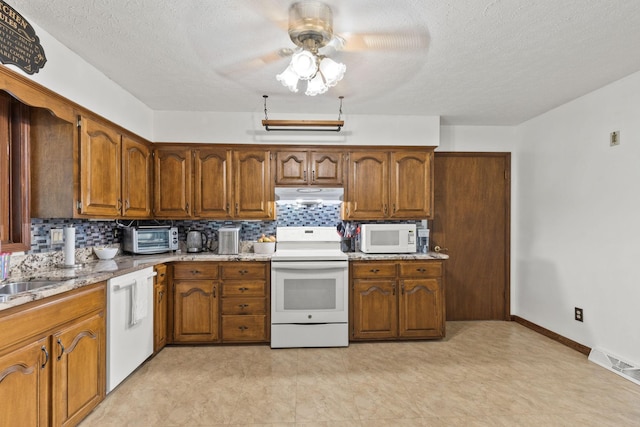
[[360, 224, 417, 253]]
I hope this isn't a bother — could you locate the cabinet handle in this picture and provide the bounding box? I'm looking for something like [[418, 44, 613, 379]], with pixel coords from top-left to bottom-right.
[[312, 170, 315, 181], [384, 204, 388, 215], [239, 304, 249, 309], [417, 268, 427, 273], [56, 338, 65, 361], [238, 287, 249, 292], [185, 203, 189, 213], [238, 326, 248, 331], [41, 346, 49, 369], [303, 170, 307, 181], [190, 270, 200, 275], [392, 284, 396, 296], [212, 287, 216, 298], [393, 204, 397, 213], [235, 203, 239, 215], [117, 198, 122, 211], [238, 270, 248, 275], [401, 282, 405, 294], [125, 199, 130, 210], [370, 268, 380, 273], [158, 291, 164, 302], [226, 203, 230, 214]]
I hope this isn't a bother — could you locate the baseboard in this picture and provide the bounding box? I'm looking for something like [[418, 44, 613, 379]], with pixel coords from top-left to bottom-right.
[[511, 315, 591, 356]]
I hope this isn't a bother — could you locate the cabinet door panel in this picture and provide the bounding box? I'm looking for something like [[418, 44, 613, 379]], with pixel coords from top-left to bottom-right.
[[122, 136, 152, 218], [311, 151, 343, 185], [79, 116, 121, 216], [233, 150, 273, 219], [399, 279, 444, 338], [275, 151, 307, 185], [352, 279, 397, 340], [346, 152, 388, 219], [154, 148, 192, 218], [0, 337, 49, 427], [173, 281, 219, 342], [195, 148, 231, 218], [52, 312, 105, 427], [390, 151, 432, 218]]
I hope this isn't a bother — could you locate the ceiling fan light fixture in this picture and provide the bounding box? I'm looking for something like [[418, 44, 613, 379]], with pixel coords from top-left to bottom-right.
[[276, 65, 300, 92], [318, 57, 346, 87], [289, 50, 318, 80], [305, 72, 329, 96]]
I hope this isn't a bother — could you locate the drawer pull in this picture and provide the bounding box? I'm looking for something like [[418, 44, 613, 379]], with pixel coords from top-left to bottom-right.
[[239, 270, 249, 275], [238, 287, 249, 292], [190, 270, 200, 275], [238, 326, 248, 331], [370, 269, 380, 273], [417, 268, 427, 273], [239, 304, 249, 309]]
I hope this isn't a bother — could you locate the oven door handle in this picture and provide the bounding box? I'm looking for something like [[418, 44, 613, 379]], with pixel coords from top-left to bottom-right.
[[271, 261, 348, 270]]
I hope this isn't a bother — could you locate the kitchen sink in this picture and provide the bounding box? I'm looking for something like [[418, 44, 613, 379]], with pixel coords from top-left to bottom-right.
[[0, 279, 59, 301]]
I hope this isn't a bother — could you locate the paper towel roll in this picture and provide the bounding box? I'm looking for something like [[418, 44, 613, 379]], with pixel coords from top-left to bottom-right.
[[64, 227, 76, 266]]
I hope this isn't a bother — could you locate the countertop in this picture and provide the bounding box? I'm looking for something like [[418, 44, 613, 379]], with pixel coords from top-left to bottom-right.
[[0, 250, 447, 312]]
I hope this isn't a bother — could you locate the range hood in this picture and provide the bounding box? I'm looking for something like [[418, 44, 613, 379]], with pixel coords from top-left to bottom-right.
[[275, 187, 343, 204]]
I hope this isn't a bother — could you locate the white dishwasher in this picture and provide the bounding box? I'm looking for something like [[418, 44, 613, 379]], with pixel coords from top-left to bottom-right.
[[106, 267, 155, 393]]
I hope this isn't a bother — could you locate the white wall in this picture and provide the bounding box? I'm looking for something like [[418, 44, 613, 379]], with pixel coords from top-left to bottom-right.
[[153, 111, 440, 146], [9, 18, 153, 139], [515, 70, 640, 365], [439, 125, 516, 152]]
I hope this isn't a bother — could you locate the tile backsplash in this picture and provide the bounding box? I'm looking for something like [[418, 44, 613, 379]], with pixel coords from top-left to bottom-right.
[[28, 202, 343, 254]]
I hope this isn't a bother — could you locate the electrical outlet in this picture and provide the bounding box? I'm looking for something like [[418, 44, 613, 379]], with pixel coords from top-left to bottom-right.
[[574, 307, 584, 322], [610, 131, 620, 146], [50, 228, 64, 245]]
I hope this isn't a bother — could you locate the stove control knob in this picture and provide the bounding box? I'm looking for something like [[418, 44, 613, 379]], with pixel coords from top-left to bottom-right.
[[308, 314, 312, 319]]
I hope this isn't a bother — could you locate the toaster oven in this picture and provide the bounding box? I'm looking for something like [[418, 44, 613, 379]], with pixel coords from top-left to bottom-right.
[[122, 226, 179, 254]]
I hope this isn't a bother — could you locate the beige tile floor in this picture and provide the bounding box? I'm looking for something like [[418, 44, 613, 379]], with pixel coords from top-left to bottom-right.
[[81, 321, 640, 426]]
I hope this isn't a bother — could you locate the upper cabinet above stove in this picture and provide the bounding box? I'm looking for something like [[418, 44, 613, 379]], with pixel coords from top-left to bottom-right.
[[274, 149, 344, 187]]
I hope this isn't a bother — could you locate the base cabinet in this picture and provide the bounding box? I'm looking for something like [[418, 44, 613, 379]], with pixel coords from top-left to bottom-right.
[[153, 264, 168, 353], [0, 283, 106, 427], [351, 260, 445, 340]]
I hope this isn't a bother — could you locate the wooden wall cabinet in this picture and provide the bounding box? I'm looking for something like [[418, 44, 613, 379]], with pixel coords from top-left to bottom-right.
[[153, 264, 168, 354], [351, 260, 445, 341], [31, 112, 153, 219], [154, 146, 273, 220], [0, 283, 106, 427], [170, 263, 220, 343], [220, 262, 269, 343], [345, 150, 433, 220], [274, 150, 344, 186]]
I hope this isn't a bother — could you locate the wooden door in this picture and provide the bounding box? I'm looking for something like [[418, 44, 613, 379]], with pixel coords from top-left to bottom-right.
[[351, 279, 398, 339], [346, 152, 388, 219], [52, 312, 104, 427], [79, 116, 121, 216], [398, 278, 444, 338], [153, 147, 192, 218], [233, 150, 273, 219], [275, 151, 308, 185], [173, 281, 219, 342], [121, 135, 152, 218], [194, 148, 231, 218], [310, 151, 343, 185], [0, 337, 49, 427], [433, 153, 510, 320], [390, 151, 433, 219]]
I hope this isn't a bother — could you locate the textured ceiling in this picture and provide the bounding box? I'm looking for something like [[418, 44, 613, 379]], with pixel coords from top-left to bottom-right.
[[9, 0, 640, 125]]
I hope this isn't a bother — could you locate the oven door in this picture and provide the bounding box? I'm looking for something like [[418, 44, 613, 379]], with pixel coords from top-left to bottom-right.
[[271, 260, 348, 324]]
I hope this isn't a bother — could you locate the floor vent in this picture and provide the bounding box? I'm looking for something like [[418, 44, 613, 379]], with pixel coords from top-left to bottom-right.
[[589, 347, 640, 386]]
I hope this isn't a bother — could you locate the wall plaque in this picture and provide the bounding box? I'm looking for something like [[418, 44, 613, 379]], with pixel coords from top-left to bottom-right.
[[0, 1, 46, 74]]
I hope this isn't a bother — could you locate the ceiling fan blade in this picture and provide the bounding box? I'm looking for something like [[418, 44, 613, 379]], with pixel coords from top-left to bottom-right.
[[217, 48, 293, 77], [338, 32, 429, 51]]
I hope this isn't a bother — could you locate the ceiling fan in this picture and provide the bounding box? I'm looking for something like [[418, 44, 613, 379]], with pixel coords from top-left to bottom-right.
[[219, 1, 429, 96]]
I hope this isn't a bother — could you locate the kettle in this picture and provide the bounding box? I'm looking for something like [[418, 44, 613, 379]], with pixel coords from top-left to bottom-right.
[[186, 230, 207, 253]]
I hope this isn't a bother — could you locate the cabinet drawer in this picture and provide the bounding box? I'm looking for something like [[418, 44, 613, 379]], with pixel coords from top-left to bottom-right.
[[173, 262, 219, 280], [221, 281, 266, 297], [351, 262, 396, 279], [222, 315, 266, 341], [221, 297, 267, 315], [221, 262, 266, 280], [398, 261, 443, 278]]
